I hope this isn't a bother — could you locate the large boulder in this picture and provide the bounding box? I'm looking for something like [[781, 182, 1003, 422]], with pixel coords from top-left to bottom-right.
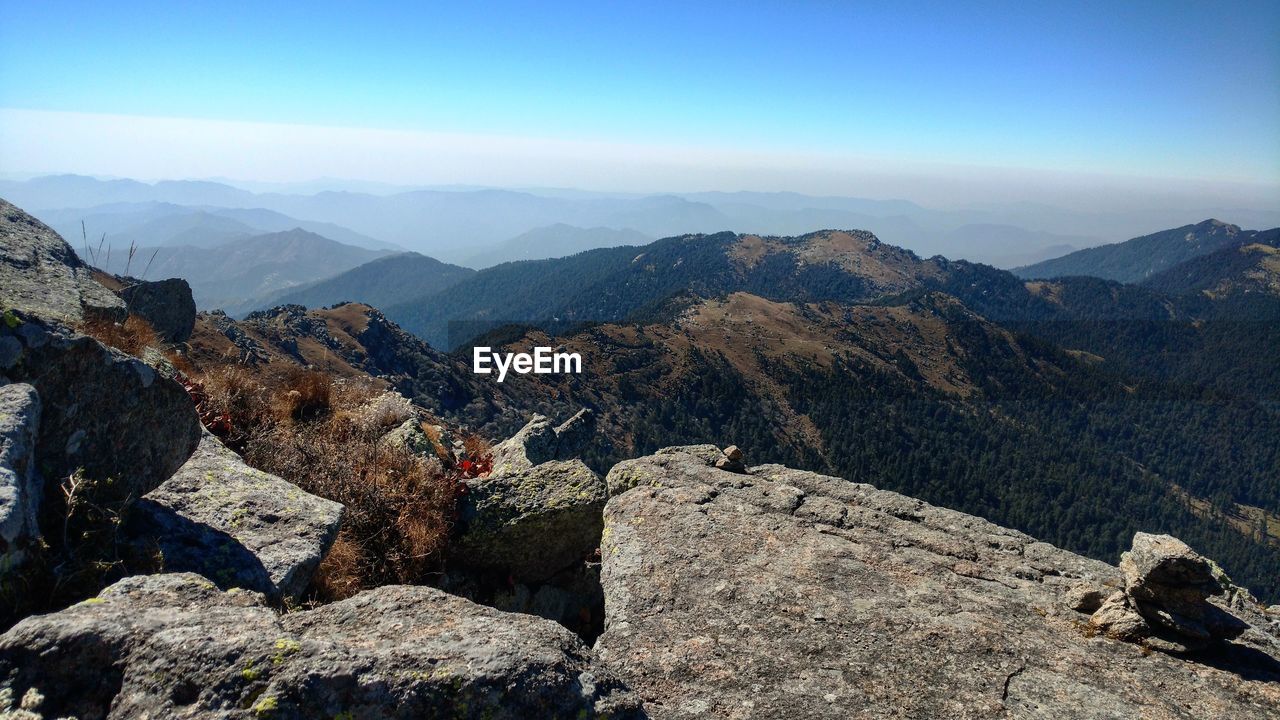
[[0, 198, 125, 325], [595, 448, 1280, 719], [0, 572, 642, 719], [0, 384, 40, 574], [1112, 532, 1247, 651], [452, 411, 608, 584], [454, 459, 607, 582], [118, 277, 197, 343], [489, 409, 595, 475], [127, 431, 344, 601], [0, 313, 201, 506]]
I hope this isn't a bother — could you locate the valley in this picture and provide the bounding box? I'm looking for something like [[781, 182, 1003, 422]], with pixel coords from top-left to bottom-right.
[[158, 216, 1280, 601]]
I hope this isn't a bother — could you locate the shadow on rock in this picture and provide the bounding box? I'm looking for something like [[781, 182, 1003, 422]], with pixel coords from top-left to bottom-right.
[[125, 500, 276, 598], [1184, 640, 1280, 683]]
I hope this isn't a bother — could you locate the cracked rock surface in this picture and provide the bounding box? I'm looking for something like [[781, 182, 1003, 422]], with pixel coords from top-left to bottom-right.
[[0, 572, 643, 719], [596, 447, 1280, 719]]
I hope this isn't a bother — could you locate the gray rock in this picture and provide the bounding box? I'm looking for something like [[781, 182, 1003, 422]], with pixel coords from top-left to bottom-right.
[[1122, 532, 1218, 589], [0, 384, 40, 573], [608, 444, 723, 495], [716, 445, 746, 473], [455, 459, 607, 582], [128, 431, 344, 601], [1088, 591, 1150, 641], [714, 454, 746, 474], [118, 277, 196, 343], [551, 407, 595, 456], [489, 409, 595, 475], [1063, 583, 1108, 613], [1119, 532, 1247, 648], [0, 336, 21, 371], [0, 572, 642, 719], [0, 198, 125, 325], [0, 313, 201, 507], [383, 417, 435, 457], [596, 448, 1280, 719]]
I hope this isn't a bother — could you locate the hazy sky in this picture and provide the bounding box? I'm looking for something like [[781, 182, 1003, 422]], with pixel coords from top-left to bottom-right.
[[1, 1, 1277, 206]]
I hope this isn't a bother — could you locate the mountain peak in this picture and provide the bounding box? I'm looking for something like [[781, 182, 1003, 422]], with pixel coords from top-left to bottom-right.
[[1016, 219, 1263, 282]]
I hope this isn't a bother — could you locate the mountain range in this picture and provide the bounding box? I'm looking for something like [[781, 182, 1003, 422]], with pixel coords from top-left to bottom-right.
[[1141, 230, 1280, 297], [35, 201, 398, 252], [4, 185, 1278, 599], [11, 174, 1279, 268], [181, 219, 1280, 603], [260, 252, 475, 312]]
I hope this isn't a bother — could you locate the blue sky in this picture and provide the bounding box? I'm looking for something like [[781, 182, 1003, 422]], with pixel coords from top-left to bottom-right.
[[1, 1, 1277, 195]]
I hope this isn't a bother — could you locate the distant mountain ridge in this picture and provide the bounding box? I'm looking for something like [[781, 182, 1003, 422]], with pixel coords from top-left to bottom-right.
[[92, 228, 389, 312], [1014, 219, 1279, 282], [35, 201, 398, 252], [1140, 229, 1280, 298], [14, 174, 1278, 266], [463, 224, 654, 268], [384, 229, 949, 349], [254, 252, 476, 314]]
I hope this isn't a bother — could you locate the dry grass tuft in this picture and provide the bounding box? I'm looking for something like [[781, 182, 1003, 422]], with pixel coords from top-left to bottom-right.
[[271, 368, 333, 422], [78, 313, 194, 376], [195, 370, 466, 601], [309, 534, 364, 601], [79, 314, 161, 357]]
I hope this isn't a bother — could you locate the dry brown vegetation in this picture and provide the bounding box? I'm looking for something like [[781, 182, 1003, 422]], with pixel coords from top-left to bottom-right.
[[79, 314, 162, 359], [197, 366, 466, 602], [78, 311, 472, 603]]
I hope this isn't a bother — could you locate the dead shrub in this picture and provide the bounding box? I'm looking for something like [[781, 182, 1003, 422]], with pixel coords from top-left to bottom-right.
[[309, 534, 363, 601], [272, 368, 333, 422], [78, 313, 193, 376], [79, 314, 160, 357], [1, 468, 162, 631], [193, 369, 466, 600]]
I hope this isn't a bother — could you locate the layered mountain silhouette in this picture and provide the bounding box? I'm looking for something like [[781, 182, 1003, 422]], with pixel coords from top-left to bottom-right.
[[19, 174, 1279, 266], [92, 228, 389, 312], [37, 201, 397, 252]]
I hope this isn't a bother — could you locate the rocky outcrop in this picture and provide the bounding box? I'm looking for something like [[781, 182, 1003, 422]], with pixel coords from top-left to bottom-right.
[[0, 572, 642, 719], [1087, 532, 1249, 653], [0, 312, 202, 506], [453, 412, 607, 584], [713, 444, 746, 473], [118, 277, 197, 343], [455, 459, 606, 583], [127, 431, 344, 601], [0, 198, 125, 325], [446, 413, 609, 639], [595, 447, 1280, 719], [0, 384, 40, 573], [489, 409, 595, 475]]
